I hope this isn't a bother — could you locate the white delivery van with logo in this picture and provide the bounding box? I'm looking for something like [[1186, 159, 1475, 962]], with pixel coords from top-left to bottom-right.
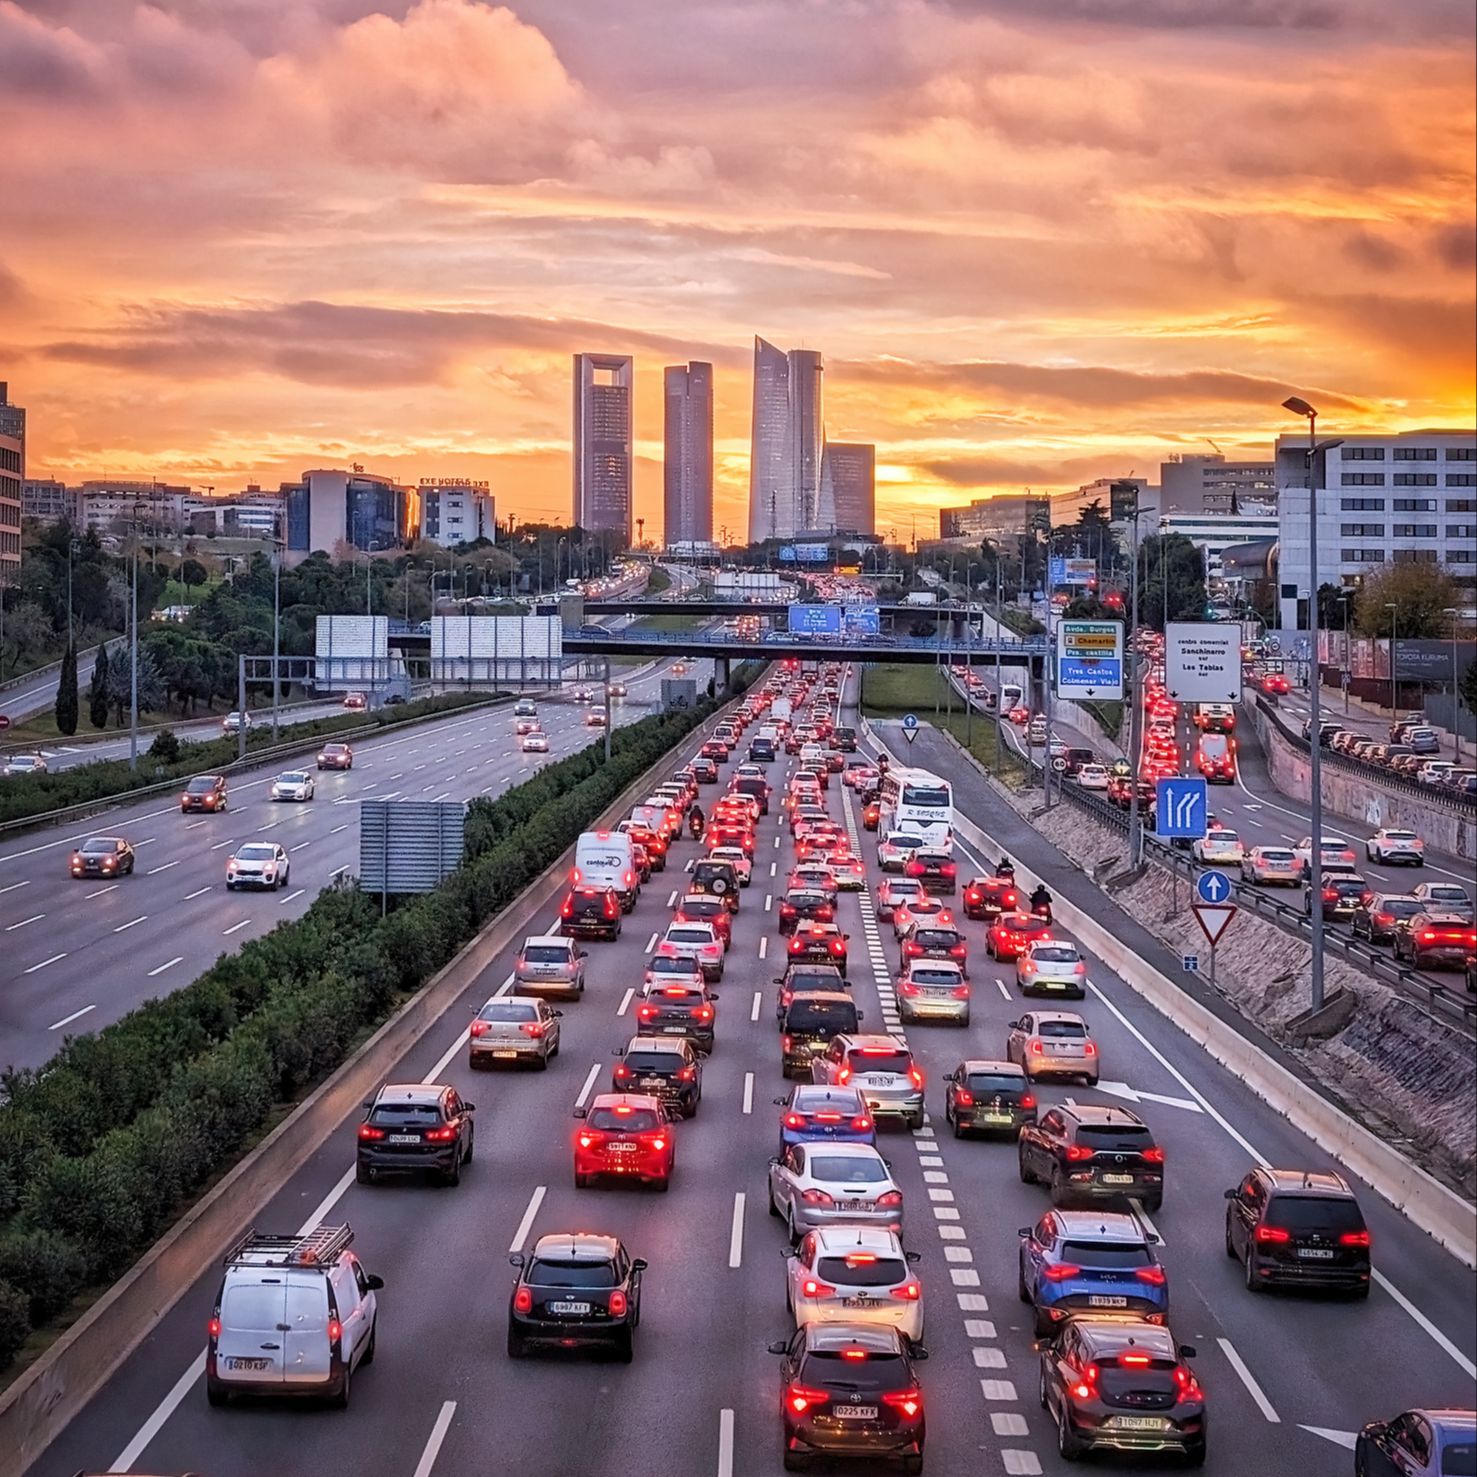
[[574, 830, 639, 912]]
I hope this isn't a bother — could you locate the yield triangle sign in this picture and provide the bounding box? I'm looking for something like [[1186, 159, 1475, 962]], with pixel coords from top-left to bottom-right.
[[1192, 903, 1236, 947]]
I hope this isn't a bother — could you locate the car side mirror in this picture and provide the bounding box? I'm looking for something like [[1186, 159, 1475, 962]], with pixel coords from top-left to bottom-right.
[[360, 1101, 373, 1110], [365, 1274, 385, 1291], [767, 1339, 789, 1355], [631, 1258, 648, 1273], [856, 1011, 865, 1022], [552, 1010, 563, 1018], [709, 993, 721, 1001], [1223, 1188, 1236, 1201], [773, 1097, 787, 1106], [612, 1047, 625, 1056], [768, 1156, 780, 1167], [508, 1252, 525, 1268], [905, 1250, 921, 1264], [462, 1103, 476, 1113], [1017, 1227, 1031, 1238], [1178, 1344, 1197, 1360], [572, 1106, 587, 1119], [909, 1344, 930, 1362], [1031, 1338, 1049, 1353]]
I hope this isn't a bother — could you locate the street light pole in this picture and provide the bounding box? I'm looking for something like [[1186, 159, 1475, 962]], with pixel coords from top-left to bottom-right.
[[1339, 592, 1352, 715], [272, 543, 282, 738], [129, 518, 140, 772], [1386, 602, 1398, 716], [1125, 501, 1149, 866], [1443, 608, 1461, 762]]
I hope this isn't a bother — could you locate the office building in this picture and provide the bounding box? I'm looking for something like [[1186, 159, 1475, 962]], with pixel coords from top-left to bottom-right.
[[283, 468, 407, 560], [0, 385, 23, 572], [748, 337, 824, 542], [1274, 428, 1477, 631], [1159, 510, 1279, 582], [22, 478, 73, 525], [419, 478, 496, 547], [572, 354, 633, 541], [820, 442, 875, 535], [939, 493, 1051, 543], [663, 362, 713, 545], [1159, 453, 1276, 514]]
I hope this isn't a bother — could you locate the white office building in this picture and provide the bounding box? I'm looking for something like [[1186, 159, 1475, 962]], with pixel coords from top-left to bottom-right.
[[1159, 510, 1279, 583], [1275, 428, 1477, 632], [418, 479, 496, 547]]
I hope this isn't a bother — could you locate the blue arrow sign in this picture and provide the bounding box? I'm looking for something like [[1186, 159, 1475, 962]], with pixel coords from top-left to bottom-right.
[[1195, 869, 1233, 905], [1156, 777, 1208, 839], [902, 713, 919, 731]]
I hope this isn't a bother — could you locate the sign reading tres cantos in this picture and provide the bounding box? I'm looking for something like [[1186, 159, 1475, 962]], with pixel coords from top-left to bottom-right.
[[1055, 619, 1124, 700]]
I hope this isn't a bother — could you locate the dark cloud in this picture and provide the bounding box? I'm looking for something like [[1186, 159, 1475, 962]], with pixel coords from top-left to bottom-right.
[[940, 0, 1342, 27], [0, 2, 104, 99], [1343, 231, 1407, 274], [1431, 222, 1476, 273], [0, 260, 25, 305]]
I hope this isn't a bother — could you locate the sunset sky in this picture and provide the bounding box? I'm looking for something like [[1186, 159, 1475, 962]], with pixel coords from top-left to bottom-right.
[[3, 0, 1474, 541]]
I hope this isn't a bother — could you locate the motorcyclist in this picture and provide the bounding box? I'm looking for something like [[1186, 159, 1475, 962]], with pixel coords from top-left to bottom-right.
[[688, 803, 706, 840], [1030, 883, 1053, 922], [995, 856, 1016, 882]]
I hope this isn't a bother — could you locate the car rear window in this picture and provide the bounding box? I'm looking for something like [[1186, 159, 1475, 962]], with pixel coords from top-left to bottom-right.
[[369, 1103, 444, 1126], [1037, 1020, 1087, 1039], [965, 1072, 1026, 1095], [477, 1002, 538, 1022], [1010, 917, 1051, 935], [1441, 1439, 1476, 1475], [1382, 899, 1423, 917], [786, 999, 858, 1032], [809, 1156, 887, 1185], [648, 957, 699, 976], [666, 927, 712, 944], [223, 1285, 284, 1331], [801, 1351, 906, 1392], [1330, 878, 1366, 895], [623, 1049, 685, 1071], [524, 944, 571, 964], [913, 930, 961, 949], [846, 1048, 913, 1075], [907, 967, 959, 986], [528, 1259, 617, 1288], [587, 1106, 660, 1132], [1030, 946, 1079, 964], [1076, 1124, 1154, 1149], [1258, 850, 1296, 863], [816, 1254, 909, 1287], [1265, 1196, 1366, 1233], [1060, 1240, 1153, 1268]]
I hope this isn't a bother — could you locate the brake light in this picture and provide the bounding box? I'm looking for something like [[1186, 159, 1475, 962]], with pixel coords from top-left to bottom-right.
[[851, 1115, 873, 1132], [677, 1065, 697, 1082], [902, 941, 921, 957], [801, 1278, 836, 1298], [1070, 1363, 1100, 1401], [1120, 1353, 1152, 1367], [1339, 1230, 1372, 1248], [468, 1021, 491, 1038], [1135, 1265, 1168, 1286], [613, 1063, 632, 1081], [949, 945, 967, 960], [1142, 1146, 1165, 1164], [787, 1383, 831, 1415], [637, 1004, 659, 1021], [875, 1190, 903, 1208], [513, 1287, 533, 1314], [836, 1067, 852, 1085], [1084, 1041, 1097, 1057], [882, 1387, 923, 1419], [1174, 1365, 1203, 1402], [1254, 1225, 1292, 1244], [908, 1067, 924, 1089], [520, 1022, 545, 1039], [561, 898, 574, 918], [1065, 1144, 1094, 1162], [424, 1125, 457, 1142], [208, 1316, 221, 1338], [800, 1188, 835, 1206], [1030, 1041, 1044, 1055], [784, 1113, 806, 1130], [1042, 1263, 1081, 1282], [357, 1124, 386, 1141], [1021, 1094, 1036, 1109], [951, 984, 971, 999], [604, 895, 620, 918], [646, 1136, 667, 1153], [695, 1004, 715, 1022]]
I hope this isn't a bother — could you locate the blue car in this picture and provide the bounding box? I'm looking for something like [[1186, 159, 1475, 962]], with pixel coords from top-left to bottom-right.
[[1017, 1209, 1168, 1337], [775, 1085, 877, 1154]]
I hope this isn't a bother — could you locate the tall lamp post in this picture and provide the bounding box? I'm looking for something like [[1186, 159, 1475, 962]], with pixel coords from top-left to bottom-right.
[[1338, 591, 1352, 714], [1443, 608, 1461, 761], [1123, 498, 1154, 866], [1385, 602, 1398, 716]]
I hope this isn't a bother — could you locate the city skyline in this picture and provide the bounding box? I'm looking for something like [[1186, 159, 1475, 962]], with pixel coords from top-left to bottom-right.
[[1, 0, 1472, 543]]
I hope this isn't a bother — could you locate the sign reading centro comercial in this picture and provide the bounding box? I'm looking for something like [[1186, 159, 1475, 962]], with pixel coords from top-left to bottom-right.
[[1055, 619, 1124, 700], [1165, 621, 1242, 703]]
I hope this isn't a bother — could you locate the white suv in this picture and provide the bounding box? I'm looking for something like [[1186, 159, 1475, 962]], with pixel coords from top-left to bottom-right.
[[206, 1225, 382, 1408]]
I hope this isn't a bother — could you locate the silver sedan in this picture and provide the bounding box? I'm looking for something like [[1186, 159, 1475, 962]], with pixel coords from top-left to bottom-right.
[[767, 1142, 904, 1237]]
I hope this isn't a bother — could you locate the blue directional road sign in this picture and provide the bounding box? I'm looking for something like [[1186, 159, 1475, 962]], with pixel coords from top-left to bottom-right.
[[1156, 777, 1208, 839], [1195, 869, 1234, 905], [902, 713, 919, 731], [1182, 955, 1201, 974]]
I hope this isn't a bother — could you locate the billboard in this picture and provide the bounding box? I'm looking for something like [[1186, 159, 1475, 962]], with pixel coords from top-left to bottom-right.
[[1055, 619, 1124, 700], [778, 544, 831, 563], [315, 615, 389, 689], [788, 604, 844, 636], [429, 616, 562, 683], [1165, 622, 1242, 702], [1049, 556, 1097, 588], [843, 606, 881, 638]]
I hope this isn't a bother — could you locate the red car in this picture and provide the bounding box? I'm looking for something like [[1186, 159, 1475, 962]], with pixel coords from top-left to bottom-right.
[[963, 875, 1019, 921], [987, 912, 1053, 961], [700, 739, 730, 761], [620, 822, 667, 871], [862, 800, 881, 831], [1260, 672, 1290, 695], [710, 821, 756, 855], [1007, 705, 1031, 725], [573, 1094, 674, 1190]]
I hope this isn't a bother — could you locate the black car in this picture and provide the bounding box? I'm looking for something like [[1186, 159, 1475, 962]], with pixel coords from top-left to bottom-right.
[[832, 726, 858, 752], [780, 992, 863, 1078], [507, 1233, 645, 1362], [1304, 873, 1370, 920], [730, 774, 771, 813], [749, 738, 777, 764], [1060, 747, 1096, 776], [633, 982, 718, 1053], [1019, 1104, 1165, 1211], [779, 888, 836, 935], [1038, 1317, 1205, 1465], [356, 1082, 475, 1186], [905, 851, 957, 894], [612, 1036, 702, 1116], [559, 886, 623, 941], [775, 962, 850, 1022], [691, 858, 742, 911], [769, 1322, 927, 1474], [1394, 912, 1475, 971], [943, 1059, 1036, 1139], [1351, 893, 1424, 946], [899, 924, 968, 972], [1224, 1167, 1371, 1296]]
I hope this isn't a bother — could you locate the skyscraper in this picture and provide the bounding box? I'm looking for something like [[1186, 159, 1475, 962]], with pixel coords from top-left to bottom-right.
[[820, 442, 875, 535], [663, 362, 714, 545], [747, 337, 824, 542], [573, 353, 633, 541]]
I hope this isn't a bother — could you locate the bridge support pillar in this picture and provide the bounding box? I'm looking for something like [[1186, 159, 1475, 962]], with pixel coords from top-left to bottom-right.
[[715, 657, 730, 696]]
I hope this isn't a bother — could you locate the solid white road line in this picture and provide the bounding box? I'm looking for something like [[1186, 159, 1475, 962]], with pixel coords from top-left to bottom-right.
[[576, 1061, 602, 1108], [146, 956, 182, 977], [1216, 1337, 1280, 1422], [23, 953, 66, 973], [1131, 1199, 1164, 1246], [742, 1073, 754, 1115], [108, 1352, 207, 1473], [1373, 1270, 1477, 1379], [618, 987, 634, 1016], [716, 1408, 735, 1477], [49, 1004, 96, 1031], [728, 1192, 746, 1269], [412, 1401, 458, 1477], [509, 1186, 546, 1254]]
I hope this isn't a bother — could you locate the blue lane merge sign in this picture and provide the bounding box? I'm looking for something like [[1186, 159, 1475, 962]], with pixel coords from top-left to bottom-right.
[[1195, 869, 1233, 905], [1156, 777, 1208, 839]]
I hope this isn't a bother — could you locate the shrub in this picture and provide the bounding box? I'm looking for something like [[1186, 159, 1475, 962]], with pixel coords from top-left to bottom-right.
[[0, 1230, 86, 1326], [148, 728, 182, 763], [0, 1281, 29, 1369]]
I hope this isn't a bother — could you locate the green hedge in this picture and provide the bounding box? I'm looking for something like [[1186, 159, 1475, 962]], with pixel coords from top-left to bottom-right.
[[0, 694, 724, 1374], [0, 691, 494, 828]]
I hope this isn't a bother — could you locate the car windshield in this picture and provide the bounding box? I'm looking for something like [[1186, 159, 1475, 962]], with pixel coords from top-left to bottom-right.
[[1265, 1197, 1366, 1233], [80, 838, 117, 854], [236, 844, 277, 861], [587, 1106, 661, 1132], [1440, 1439, 1476, 1475], [1061, 1240, 1153, 1268], [324, 745, 348, 755], [369, 1103, 443, 1126], [786, 999, 857, 1031], [1036, 1021, 1087, 1039], [524, 944, 571, 964], [623, 1049, 686, 1072], [477, 1003, 538, 1022], [816, 1254, 908, 1287], [280, 771, 310, 785], [964, 1072, 1026, 1095], [846, 1049, 913, 1075], [1077, 1124, 1154, 1149], [527, 1259, 617, 1289], [186, 777, 219, 793], [801, 1350, 906, 1391]]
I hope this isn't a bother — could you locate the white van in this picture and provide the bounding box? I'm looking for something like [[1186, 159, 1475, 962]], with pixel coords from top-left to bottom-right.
[[574, 829, 639, 912], [206, 1225, 382, 1408], [800, 743, 828, 773]]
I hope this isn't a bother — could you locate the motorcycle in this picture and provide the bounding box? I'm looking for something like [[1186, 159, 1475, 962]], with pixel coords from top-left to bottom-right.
[[689, 813, 706, 841], [1030, 893, 1053, 925]]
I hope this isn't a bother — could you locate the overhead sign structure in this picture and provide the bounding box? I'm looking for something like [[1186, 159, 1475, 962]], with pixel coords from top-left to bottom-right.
[[778, 544, 831, 564], [1165, 622, 1243, 703], [842, 606, 881, 638], [1055, 619, 1124, 700], [1192, 902, 1237, 948], [1195, 869, 1234, 905], [1156, 777, 1208, 839], [787, 604, 843, 636], [1049, 556, 1097, 588]]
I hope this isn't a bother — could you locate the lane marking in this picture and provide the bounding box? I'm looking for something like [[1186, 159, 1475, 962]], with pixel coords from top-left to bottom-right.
[[508, 1185, 546, 1254], [281, 888, 306, 903], [183, 886, 211, 900], [290, 841, 312, 852], [108, 1353, 207, 1473], [618, 987, 634, 1016], [742, 1073, 754, 1115], [85, 883, 120, 898], [23, 952, 66, 973], [728, 1191, 746, 1268], [49, 1004, 96, 1031], [995, 979, 1011, 1001], [1217, 1337, 1280, 1422], [412, 1401, 457, 1477], [1373, 1270, 1477, 1379], [645, 930, 659, 952], [0, 880, 31, 894], [146, 861, 180, 875], [758, 936, 768, 959], [751, 991, 762, 1022], [716, 1408, 735, 1477], [575, 1061, 602, 1108], [1131, 1199, 1164, 1246], [4, 913, 44, 931], [223, 920, 251, 936], [147, 956, 182, 977], [113, 915, 147, 933]]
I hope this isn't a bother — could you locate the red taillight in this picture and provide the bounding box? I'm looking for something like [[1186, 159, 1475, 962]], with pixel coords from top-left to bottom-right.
[[604, 896, 620, 918], [1020, 1094, 1036, 1109], [1254, 1225, 1292, 1245], [637, 1004, 659, 1021], [1029, 1041, 1044, 1055], [787, 1383, 831, 1415], [327, 1318, 342, 1346], [358, 1124, 386, 1141], [1135, 1265, 1168, 1286], [1070, 1363, 1100, 1401], [898, 980, 921, 997], [800, 1188, 835, 1207], [954, 1088, 975, 1108], [1084, 1041, 1097, 1057], [1340, 1230, 1372, 1248], [608, 1289, 629, 1317], [514, 1287, 533, 1314], [949, 945, 967, 959], [941, 863, 956, 877], [850, 1115, 873, 1132], [1174, 1365, 1203, 1402], [908, 1067, 924, 1089], [469, 1020, 490, 1037], [207, 1316, 221, 1338], [902, 941, 921, 957], [875, 1190, 903, 1208], [1065, 1144, 1094, 1162], [1142, 1146, 1165, 1164], [614, 1063, 632, 1081], [905, 860, 924, 877], [424, 1125, 457, 1142], [695, 1004, 715, 1022], [1042, 1263, 1081, 1282], [801, 1278, 836, 1298], [950, 983, 971, 999], [784, 1112, 806, 1130], [829, 940, 845, 955], [520, 1022, 544, 1039], [578, 1132, 596, 1149], [836, 1067, 852, 1085], [561, 898, 574, 918], [1419, 929, 1437, 942]]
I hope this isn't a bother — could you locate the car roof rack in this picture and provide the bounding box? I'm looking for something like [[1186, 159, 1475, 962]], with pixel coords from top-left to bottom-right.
[[224, 1223, 353, 1268]]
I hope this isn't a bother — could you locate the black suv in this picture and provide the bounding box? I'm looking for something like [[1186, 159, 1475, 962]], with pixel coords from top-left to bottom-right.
[[691, 858, 742, 911], [612, 1036, 703, 1116], [356, 1082, 475, 1186], [780, 991, 863, 1078], [775, 962, 850, 1022], [749, 737, 777, 763], [769, 1322, 927, 1474], [1351, 893, 1423, 946], [634, 982, 718, 1053], [1305, 873, 1369, 920], [1018, 1104, 1165, 1210], [832, 726, 858, 752], [1224, 1167, 1371, 1296], [559, 886, 623, 941], [943, 1059, 1036, 1139], [507, 1233, 645, 1361]]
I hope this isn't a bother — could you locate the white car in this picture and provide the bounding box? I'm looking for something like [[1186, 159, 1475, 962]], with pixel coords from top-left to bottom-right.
[[877, 832, 926, 873], [874, 876, 926, 923], [1015, 940, 1088, 998], [1, 753, 48, 778], [270, 770, 315, 802], [707, 844, 752, 885], [1241, 846, 1301, 886], [221, 710, 253, 733], [226, 841, 290, 891], [1193, 830, 1245, 865], [521, 731, 549, 753], [785, 1225, 923, 1341], [656, 921, 724, 981], [1293, 834, 1357, 876], [1076, 764, 1110, 791], [767, 1143, 904, 1236], [1366, 828, 1424, 866], [1416, 761, 1454, 785]]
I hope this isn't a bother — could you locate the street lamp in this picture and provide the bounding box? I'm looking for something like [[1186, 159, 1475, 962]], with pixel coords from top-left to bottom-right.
[[1443, 608, 1462, 761], [1338, 591, 1352, 714], [1385, 602, 1398, 716]]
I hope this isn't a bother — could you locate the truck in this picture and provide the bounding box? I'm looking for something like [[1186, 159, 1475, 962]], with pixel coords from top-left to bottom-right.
[[904, 591, 939, 607], [770, 697, 794, 724]]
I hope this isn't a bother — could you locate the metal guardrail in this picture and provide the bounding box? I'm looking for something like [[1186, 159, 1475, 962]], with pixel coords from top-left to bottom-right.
[[1256, 695, 1475, 814], [0, 643, 103, 696]]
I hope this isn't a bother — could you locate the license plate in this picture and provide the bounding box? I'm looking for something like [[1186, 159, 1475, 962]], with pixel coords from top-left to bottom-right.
[[640, 1078, 665, 1089], [226, 1357, 272, 1371], [663, 1024, 688, 1034], [548, 1301, 592, 1315], [1101, 1174, 1135, 1185], [1088, 1295, 1129, 1307], [865, 1075, 893, 1086], [386, 1134, 420, 1144], [842, 1296, 878, 1308], [606, 1142, 637, 1153], [978, 1112, 1012, 1123], [1115, 1417, 1168, 1431], [838, 1200, 870, 1212], [1298, 1247, 1336, 1260], [492, 1050, 519, 1059], [834, 1405, 878, 1420]]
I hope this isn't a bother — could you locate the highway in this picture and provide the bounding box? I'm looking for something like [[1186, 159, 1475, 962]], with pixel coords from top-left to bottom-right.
[[0, 652, 709, 1075], [31, 664, 1475, 1477], [0, 650, 100, 724]]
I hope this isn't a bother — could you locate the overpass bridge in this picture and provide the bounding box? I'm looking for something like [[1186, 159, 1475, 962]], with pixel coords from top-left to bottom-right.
[[581, 598, 991, 622]]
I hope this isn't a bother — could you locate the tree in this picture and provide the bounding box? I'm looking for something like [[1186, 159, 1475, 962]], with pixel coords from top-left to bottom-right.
[[1134, 534, 1207, 632], [54, 642, 79, 736], [89, 642, 111, 729], [105, 643, 165, 726], [1460, 659, 1477, 720], [1353, 563, 1463, 640], [179, 558, 209, 589]]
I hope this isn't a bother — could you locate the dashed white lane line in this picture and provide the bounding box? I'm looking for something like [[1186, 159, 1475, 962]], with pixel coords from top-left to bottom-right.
[[411, 1400, 457, 1477], [147, 956, 183, 976], [4, 913, 44, 931], [666, 889, 678, 907], [716, 1407, 735, 1477], [995, 979, 1012, 1001], [146, 860, 180, 875], [290, 840, 312, 852], [223, 920, 251, 936], [727, 1192, 746, 1269], [1217, 1337, 1281, 1422], [24, 952, 67, 973], [508, 1186, 546, 1254], [48, 1004, 96, 1031], [85, 884, 119, 898], [281, 888, 306, 903], [764, 893, 773, 912], [751, 991, 762, 1022], [742, 1073, 754, 1115], [210, 840, 233, 851], [617, 987, 634, 1016], [758, 936, 768, 959], [645, 931, 659, 952], [0, 880, 31, 895], [575, 1061, 602, 1108], [183, 886, 211, 900], [113, 915, 147, 933]]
